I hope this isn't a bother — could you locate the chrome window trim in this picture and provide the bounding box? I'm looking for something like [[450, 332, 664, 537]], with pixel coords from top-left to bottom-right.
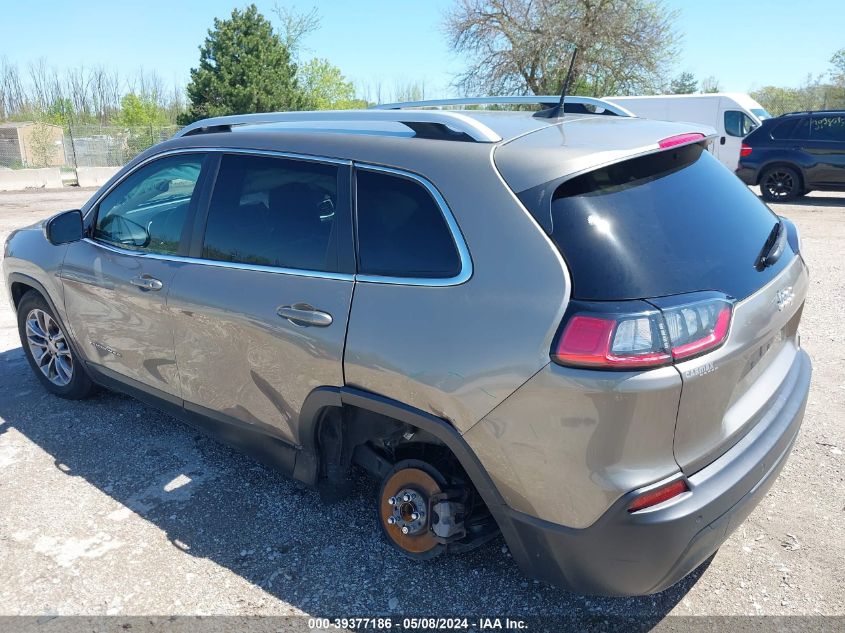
[[81, 238, 356, 282], [82, 147, 471, 286], [83, 147, 351, 221], [83, 147, 354, 281], [353, 163, 473, 288]]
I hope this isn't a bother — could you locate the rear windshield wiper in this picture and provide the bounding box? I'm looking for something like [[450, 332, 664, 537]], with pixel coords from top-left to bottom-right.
[[756, 219, 786, 271]]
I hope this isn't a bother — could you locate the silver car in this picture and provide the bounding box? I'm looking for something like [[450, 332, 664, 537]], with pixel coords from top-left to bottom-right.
[[2, 97, 812, 596]]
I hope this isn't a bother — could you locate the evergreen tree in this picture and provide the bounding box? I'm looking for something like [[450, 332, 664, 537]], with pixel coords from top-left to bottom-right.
[[180, 5, 302, 124], [669, 71, 698, 94]]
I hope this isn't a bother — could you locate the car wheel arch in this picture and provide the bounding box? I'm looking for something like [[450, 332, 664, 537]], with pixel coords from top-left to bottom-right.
[[296, 386, 508, 508], [8, 273, 86, 363], [757, 161, 806, 188], [9, 273, 57, 314]]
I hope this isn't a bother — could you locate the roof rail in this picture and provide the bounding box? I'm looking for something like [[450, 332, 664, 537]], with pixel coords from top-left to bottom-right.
[[371, 95, 634, 117], [780, 109, 845, 117], [175, 110, 503, 143]]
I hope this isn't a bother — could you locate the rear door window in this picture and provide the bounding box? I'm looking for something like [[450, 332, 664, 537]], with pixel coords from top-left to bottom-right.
[[541, 144, 793, 301], [355, 169, 460, 278], [811, 115, 845, 142], [792, 117, 811, 139], [201, 154, 340, 272]]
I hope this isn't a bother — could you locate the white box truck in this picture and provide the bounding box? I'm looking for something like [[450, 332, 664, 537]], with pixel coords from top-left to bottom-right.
[[603, 93, 771, 170]]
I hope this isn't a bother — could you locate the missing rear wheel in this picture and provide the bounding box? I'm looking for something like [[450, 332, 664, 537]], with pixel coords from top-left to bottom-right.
[[377, 459, 447, 559]]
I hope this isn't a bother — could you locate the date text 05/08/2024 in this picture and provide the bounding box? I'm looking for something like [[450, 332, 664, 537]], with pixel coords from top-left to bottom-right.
[[308, 617, 529, 630]]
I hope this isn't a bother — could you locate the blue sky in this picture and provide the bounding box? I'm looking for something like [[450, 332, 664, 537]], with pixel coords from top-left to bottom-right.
[[1, 0, 842, 99]]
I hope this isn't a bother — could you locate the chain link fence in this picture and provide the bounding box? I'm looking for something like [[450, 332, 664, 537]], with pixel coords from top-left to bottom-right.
[[0, 122, 179, 170], [63, 125, 180, 167]]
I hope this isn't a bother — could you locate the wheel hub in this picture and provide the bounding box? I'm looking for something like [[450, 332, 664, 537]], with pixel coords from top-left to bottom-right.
[[379, 466, 443, 554], [387, 487, 427, 535]]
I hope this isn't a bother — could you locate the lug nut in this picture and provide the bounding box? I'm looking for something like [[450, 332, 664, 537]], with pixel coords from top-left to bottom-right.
[[401, 526, 409, 534], [388, 497, 396, 506], [411, 512, 419, 521], [387, 516, 396, 525], [402, 493, 411, 502]]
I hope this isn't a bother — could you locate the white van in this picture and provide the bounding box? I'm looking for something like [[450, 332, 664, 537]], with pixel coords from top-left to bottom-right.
[[603, 93, 771, 170]]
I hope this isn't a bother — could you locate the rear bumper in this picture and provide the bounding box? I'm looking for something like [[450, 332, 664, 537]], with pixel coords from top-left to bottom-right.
[[497, 348, 811, 596], [735, 165, 758, 185]]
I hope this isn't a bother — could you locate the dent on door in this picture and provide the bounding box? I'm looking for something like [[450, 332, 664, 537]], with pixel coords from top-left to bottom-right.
[[167, 265, 353, 445], [60, 240, 183, 396]]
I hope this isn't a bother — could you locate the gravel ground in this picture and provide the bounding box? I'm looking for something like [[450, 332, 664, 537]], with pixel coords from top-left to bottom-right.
[[0, 187, 843, 620]]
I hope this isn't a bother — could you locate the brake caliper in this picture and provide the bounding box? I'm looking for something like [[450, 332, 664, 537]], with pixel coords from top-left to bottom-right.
[[429, 490, 467, 542]]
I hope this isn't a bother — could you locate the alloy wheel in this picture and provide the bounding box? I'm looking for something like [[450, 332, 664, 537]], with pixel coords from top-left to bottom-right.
[[24, 308, 74, 387], [764, 170, 795, 199]]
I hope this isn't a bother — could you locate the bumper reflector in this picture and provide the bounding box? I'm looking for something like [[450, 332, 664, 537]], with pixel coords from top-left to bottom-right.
[[628, 479, 689, 513]]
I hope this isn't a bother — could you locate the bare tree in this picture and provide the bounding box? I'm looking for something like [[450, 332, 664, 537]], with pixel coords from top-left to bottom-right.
[[392, 80, 426, 103], [273, 3, 321, 60], [443, 0, 679, 97], [90, 65, 112, 124], [700, 75, 721, 94], [0, 57, 26, 118], [28, 58, 64, 112], [356, 78, 385, 105], [166, 80, 187, 124], [128, 68, 166, 107], [105, 68, 122, 119], [66, 65, 92, 118]]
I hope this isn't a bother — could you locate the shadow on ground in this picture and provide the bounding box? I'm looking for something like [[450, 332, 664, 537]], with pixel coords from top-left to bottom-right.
[[0, 345, 708, 623], [760, 194, 845, 208]]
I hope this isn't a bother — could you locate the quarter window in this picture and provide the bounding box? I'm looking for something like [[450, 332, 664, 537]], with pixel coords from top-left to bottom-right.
[[724, 110, 756, 137], [770, 118, 798, 140], [94, 154, 203, 254], [202, 154, 340, 271], [355, 170, 460, 278]]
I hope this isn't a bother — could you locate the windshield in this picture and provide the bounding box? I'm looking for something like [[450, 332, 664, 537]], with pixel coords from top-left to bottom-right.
[[751, 108, 771, 120], [539, 144, 794, 301]]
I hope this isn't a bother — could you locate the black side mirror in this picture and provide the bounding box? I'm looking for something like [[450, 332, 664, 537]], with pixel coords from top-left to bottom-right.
[[44, 209, 83, 245]]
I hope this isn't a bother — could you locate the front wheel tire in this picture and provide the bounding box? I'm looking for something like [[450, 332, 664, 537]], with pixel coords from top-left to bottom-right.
[[17, 291, 93, 399]]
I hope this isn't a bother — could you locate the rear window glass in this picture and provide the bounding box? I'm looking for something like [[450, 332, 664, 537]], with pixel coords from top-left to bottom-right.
[[542, 144, 793, 301], [355, 170, 460, 278], [812, 115, 845, 142]]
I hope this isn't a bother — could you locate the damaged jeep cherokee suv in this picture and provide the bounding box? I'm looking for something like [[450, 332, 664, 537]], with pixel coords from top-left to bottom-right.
[[3, 96, 811, 596]]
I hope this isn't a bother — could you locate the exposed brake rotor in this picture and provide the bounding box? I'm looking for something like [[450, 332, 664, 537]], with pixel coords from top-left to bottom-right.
[[379, 467, 442, 555]]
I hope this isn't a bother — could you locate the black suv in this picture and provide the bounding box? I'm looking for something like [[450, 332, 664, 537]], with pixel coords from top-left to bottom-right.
[[736, 110, 845, 201]]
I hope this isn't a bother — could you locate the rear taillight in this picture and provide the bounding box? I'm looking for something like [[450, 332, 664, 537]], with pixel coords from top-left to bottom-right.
[[663, 301, 732, 360], [658, 132, 705, 149], [740, 143, 753, 157], [553, 308, 671, 369], [627, 479, 689, 513], [552, 295, 733, 370]]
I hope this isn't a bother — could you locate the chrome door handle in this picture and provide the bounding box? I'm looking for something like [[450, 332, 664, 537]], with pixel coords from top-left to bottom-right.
[[130, 275, 163, 291], [277, 303, 333, 327]]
